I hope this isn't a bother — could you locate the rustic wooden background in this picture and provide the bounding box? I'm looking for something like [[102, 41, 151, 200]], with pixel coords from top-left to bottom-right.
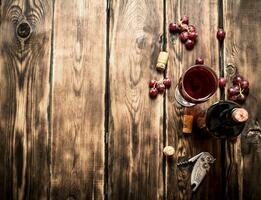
[[0, 0, 260, 199]]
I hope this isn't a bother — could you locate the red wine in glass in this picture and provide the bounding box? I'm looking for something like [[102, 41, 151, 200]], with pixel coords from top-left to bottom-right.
[[175, 65, 218, 107]]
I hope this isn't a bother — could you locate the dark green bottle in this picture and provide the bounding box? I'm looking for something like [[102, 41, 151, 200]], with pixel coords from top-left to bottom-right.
[[206, 101, 248, 138]]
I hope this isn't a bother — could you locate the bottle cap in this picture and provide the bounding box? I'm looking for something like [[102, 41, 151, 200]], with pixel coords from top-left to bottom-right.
[[231, 108, 248, 122], [163, 146, 175, 156]]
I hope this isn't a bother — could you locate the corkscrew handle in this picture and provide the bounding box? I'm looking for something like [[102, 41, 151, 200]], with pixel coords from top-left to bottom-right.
[[177, 152, 205, 167]]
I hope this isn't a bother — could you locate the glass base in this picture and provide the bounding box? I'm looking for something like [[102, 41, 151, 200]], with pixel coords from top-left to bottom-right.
[[175, 86, 195, 107]]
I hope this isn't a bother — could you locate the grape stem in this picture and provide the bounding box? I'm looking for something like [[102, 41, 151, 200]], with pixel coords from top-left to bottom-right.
[[238, 84, 244, 97], [178, 19, 183, 27], [157, 78, 168, 85]]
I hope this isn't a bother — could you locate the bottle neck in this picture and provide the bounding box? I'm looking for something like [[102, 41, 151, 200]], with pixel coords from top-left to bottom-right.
[[220, 107, 248, 124], [231, 108, 248, 123]]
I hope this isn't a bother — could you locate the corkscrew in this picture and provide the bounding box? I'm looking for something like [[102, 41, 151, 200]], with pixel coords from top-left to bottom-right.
[[177, 152, 215, 192]]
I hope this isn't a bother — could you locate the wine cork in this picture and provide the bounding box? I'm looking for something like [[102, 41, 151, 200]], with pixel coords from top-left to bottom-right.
[[231, 108, 248, 122], [183, 115, 194, 134], [156, 51, 169, 71], [163, 146, 175, 157]]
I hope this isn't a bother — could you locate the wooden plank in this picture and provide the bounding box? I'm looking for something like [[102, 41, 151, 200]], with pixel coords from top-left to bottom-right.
[[0, 0, 52, 199], [224, 0, 261, 199], [51, 0, 106, 199], [108, 0, 164, 199], [166, 0, 223, 199]]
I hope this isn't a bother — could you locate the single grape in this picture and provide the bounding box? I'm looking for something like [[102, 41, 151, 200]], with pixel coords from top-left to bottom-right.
[[179, 23, 188, 32], [149, 88, 158, 98], [181, 15, 189, 24], [195, 57, 204, 65], [217, 28, 226, 41], [157, 83, 166, 93], [241, 80, 249, 89], [169, 23, 179, 33], [188, 25, 196, 32], [149, 80, 157, 88], [228, 95, 238, 101], [180, 31, 189, 43], [188, 31, 198, 41], [232, 75, 243, 85], [163, 78, 171, 89], [228, 86, 239, 96], [185, 39, 195, 50], [218, 77, 226, 89], [243, 88, 249, 96], [237, 94, 246, 104], [234, 85, 240, 93]]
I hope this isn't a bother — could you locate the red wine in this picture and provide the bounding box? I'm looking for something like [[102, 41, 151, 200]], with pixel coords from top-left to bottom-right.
[[206, 101, 248, 138], [183, 66, 217, 100]]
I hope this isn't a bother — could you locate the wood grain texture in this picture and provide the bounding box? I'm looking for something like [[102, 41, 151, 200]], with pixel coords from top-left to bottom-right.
[[224, 0, 261, 199], [108, 0, 164, 199], [0, 1, 261, 200], [51, 0, 106, 199], [166, 0, 222, 199], [0, 0, 52, 199]]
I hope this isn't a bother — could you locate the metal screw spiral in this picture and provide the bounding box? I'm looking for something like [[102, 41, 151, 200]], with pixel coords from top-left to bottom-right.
[[177, 160, 192, 167]]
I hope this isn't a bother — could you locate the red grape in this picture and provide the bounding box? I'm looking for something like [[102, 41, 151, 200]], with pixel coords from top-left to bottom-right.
[[243, 88, 249, 95], [149, 88, 158, 98], [180, 23, 188, 32], [157, 83, 166, 93], [241, 80, 249, 89], [181, 15, 189, 24], [237, 94, 246, 103], [188, 31, 198, 41], [195, 57, 204, 65], [228, 95, 238, 101], [217, 28, 226, 41], [218, 77, 226, 89], [163, 78, 172, 89], [169, 23, 179, 33], [234, 85, 240, 92], [149, 80, 157, 88], [185, 39, 195, 50], [228, 74, 249, 103], [228, 86, 239, 96], [233, 75, 243, 85], [180, 31, 189, 43], [188, 25, 196, 32]]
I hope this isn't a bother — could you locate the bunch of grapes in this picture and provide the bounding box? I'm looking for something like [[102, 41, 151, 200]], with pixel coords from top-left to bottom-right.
[[149, 78, 171, 98], [169, 15, 198, 50], [227, 75, 249, 104]]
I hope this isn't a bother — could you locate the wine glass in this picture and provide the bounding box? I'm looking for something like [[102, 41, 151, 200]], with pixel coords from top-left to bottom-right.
[[175, 65, 218, 107]]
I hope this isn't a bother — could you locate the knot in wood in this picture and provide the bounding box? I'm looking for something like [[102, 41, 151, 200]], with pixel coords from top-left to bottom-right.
[[16, 21, 32, 40], [226, 64, 237, 77]]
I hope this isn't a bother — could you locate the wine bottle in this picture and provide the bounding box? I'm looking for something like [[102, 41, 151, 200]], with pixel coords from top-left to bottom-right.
[[206, 101, 248, 138]]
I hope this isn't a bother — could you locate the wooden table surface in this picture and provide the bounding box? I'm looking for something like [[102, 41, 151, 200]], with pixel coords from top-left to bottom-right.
[[0, 0, 261, 199]]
